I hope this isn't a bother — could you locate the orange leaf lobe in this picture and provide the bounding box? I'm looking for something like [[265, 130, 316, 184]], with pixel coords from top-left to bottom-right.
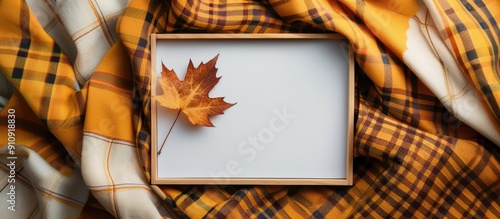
[[155, 54, 235, 127]]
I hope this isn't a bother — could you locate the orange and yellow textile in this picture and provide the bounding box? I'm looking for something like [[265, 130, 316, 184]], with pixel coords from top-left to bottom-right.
[[0, 0, 499, 218]]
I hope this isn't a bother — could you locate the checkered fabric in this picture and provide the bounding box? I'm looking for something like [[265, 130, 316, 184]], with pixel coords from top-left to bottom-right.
[[0, 0, 499, 218], [24, 0, 130, 86]]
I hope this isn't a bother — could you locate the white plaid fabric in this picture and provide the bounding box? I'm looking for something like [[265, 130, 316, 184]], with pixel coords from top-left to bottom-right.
[[25, 0, 129, 86]]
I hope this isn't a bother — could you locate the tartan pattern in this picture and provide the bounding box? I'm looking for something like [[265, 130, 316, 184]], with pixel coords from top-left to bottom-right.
[[118, 0, 169, 178], [355, 95, 500, 218], [433, 0, 500, 123], [0, 90, 74, 175], [0, 0, 498, 218], [0, 0, 84, 164], [78, 42, 170, 218], [24, 0, 129, 85], [118, 0, 500, 218], [0, 146, 89, 219]]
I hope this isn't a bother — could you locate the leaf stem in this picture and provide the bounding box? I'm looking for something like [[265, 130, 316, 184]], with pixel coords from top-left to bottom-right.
[[158, 110, 181, 155]]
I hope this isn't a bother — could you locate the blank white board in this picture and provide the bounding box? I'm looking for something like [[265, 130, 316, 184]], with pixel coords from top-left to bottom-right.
[[151, 34, 353, 185]]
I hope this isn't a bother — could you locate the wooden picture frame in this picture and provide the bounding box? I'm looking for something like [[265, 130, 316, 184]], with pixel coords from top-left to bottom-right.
[[151, 34, 354, 185]]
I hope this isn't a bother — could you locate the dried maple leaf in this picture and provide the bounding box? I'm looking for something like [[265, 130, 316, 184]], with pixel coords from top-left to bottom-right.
[[155, 54, 235, 154]]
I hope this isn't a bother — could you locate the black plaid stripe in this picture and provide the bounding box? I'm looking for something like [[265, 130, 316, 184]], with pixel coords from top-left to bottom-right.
[[119, 0, 169, 176], [0, 0, 86, 163], [10, 9, 80, 127], [354, 98, 500, 217], [357, 62, 479, 139], [459, 0, 499, 64], [309, 188, 344, 218], [0, 100, 73, 174], [115, 0, 500, 218], [207, 186, 296, 218], [437, 0, 500, 123], [167, 0, 298, 33]]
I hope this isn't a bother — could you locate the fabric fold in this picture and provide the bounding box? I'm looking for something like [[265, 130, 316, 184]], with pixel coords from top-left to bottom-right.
[[0, 0, 499, 218], [0, 146, 88, 219], [423, 0, 500, 124], [80, 41, 170, 218], [25, 0, 130, 86], [403, 0, 500, 145]]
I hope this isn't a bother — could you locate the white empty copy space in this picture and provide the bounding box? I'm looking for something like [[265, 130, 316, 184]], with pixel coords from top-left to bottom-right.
[[155, 39, 349, 179]]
